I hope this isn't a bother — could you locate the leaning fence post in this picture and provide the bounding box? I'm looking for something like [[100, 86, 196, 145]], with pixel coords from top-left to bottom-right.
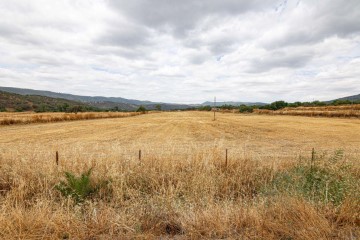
[[56, 151, 59, 165]]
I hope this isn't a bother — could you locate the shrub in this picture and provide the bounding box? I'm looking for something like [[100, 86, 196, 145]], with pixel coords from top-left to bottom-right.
[[263, 150, 357, 205], [55, 168, 100, 203]]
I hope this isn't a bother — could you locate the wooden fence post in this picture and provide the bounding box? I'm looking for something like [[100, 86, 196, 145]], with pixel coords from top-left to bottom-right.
[[311, 148, 315, 172], [56, 151, 59, 165], [139, 150, 142, 161], [225, 149, 228, 168]]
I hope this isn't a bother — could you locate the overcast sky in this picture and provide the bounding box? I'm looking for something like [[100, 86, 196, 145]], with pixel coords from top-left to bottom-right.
[[0, 0, 359, 103]]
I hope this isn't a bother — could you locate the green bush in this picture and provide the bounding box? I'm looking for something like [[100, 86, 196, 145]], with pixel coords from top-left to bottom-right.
[[263, 150, 357, 205], [55, 168, 100, 203]]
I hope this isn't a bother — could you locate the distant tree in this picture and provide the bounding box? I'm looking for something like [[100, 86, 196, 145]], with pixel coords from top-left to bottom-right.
[[69, 105, 83, 114], [62, 103, 70, 112], [269, 101, 288, 110], [155, 104, 162, 111], [198, 105, 212, 111], [136, 106, 147, 113], [332, 100, 352, 106], [239, 104, 253, 113], [311, 100, 326, 106], [220, 104, 236, 110], [35, 104, 48, 112]]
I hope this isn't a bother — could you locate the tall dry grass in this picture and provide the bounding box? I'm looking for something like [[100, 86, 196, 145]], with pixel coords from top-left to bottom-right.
[[0, 112, 143, 125], [0, 147, 358, 239], [254, 104, 360, 118]]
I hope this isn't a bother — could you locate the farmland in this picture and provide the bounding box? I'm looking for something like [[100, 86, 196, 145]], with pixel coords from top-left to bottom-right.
[[254, 104, 360, 118], [0, 111, 143, 125], [0, 111, 359, 239]]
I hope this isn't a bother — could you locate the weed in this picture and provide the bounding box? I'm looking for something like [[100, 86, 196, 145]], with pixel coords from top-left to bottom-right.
[[263, 151, 357, 205], [55, 168, 99, 203]]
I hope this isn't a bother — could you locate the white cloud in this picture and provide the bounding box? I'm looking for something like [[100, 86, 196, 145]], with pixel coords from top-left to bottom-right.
[[0, 0, 359, 103]]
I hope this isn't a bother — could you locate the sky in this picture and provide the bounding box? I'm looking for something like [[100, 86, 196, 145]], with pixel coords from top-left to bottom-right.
[[0, 0, 359, 104]]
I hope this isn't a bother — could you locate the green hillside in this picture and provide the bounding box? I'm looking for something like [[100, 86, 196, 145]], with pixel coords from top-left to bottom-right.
[[0, 91, 100, 112]]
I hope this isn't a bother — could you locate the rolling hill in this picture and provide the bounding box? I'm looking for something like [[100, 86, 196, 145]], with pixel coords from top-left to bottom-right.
[[332, 94, 360, 102], [0, 91, 99, 112], [201, 101, 267, 106], [0, 86, 193, 110]]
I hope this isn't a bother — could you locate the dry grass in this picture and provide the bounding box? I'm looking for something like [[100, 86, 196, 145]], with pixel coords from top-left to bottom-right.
[[0, 112, 359, 239], [254, 104, 360, 118], [0, 111, 143, 125]]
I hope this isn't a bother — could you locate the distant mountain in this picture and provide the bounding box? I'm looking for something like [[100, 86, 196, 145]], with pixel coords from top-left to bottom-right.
[[0, 90, 98, 112], [0, 86, 270, 110], [0, 86, 193, 110], [331, 94, 360, 102], [0, 86, 153, 105], [201, 101, 267, 106]]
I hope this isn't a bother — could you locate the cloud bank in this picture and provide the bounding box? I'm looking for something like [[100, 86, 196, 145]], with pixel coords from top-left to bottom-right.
[[0, 0, 359, 103]]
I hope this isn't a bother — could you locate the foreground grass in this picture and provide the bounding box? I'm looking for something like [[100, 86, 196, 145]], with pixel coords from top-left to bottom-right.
[[0, 149, 358, 239]]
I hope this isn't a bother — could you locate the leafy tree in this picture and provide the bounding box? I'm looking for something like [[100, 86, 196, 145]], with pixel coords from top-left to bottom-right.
[[136, 106, 147, 113], [68, 105, 83, 114], [239, 104, 253, 113], [198, 105, 212, 111], [270, 100, 288, 110], [155, 104, 162, 111]]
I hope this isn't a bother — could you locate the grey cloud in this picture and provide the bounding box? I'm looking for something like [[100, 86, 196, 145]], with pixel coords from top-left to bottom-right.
[[97, 23, 152, 48], [0, 23, 48, 46], [107, 0, 274, 37], [188, 52, 211, 65], [1, 0, 360, 103], [208, 37, 237, 56], [248, 50, 313, 73], [0, 23, 21, 36], [264, 0, 360, 49]]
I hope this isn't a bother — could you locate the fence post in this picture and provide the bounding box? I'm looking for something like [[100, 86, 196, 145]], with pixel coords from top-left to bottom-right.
[[139, 150, 141, 161], [311, 148, 315, 172], [225, 149, 228, 168], [56, 151, 59, 165]]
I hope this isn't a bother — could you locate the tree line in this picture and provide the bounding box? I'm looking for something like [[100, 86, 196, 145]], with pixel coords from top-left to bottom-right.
[[197, 99, 360, 113]]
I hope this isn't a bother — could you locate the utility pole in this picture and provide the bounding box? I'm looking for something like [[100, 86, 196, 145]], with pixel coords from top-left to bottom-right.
[[213, 96, 216, 121]]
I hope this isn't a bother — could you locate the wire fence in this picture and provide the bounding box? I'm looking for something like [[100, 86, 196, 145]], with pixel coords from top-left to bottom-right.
[[1, 145, 359, 166]]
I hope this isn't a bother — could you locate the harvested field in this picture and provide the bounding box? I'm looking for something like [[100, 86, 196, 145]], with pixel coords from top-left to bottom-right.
[[254, 104, 360, 118], [0, 111, 143, 125], [0, 111, 359, 239]]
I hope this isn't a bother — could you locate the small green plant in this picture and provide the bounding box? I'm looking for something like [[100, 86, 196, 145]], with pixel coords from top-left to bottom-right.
[[55, 168, 98, 203], [263, 150, 356, 205]]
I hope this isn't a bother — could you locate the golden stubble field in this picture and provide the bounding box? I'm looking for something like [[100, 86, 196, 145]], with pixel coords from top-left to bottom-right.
[[1, 111, 359, 159], [0, 111, 359, 239]]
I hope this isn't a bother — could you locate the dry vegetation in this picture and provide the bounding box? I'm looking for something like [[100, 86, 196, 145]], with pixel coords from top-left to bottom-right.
[[254, 104, 360, 118], [0, 112, 359, 239], [0, 111, 143, 125]]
